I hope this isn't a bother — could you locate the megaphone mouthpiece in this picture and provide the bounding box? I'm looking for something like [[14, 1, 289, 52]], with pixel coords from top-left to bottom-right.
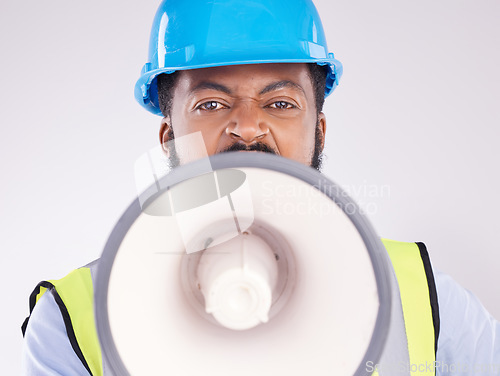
[[198, 232, 278, 331]]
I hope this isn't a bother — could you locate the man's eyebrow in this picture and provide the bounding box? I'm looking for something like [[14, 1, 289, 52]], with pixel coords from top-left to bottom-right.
[[191, 81, 232, 95], [259, 80, 305, 96]]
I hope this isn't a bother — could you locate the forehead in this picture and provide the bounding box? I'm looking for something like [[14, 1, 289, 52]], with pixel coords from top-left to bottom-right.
[[175, 63, 313, 96]]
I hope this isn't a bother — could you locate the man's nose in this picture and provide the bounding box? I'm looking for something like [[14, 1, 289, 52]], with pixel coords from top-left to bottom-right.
[[225, 102, 269, 143]]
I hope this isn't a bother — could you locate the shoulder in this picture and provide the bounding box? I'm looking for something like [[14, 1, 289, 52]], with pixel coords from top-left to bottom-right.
[[22, 290, 90, 375], [434, 268, 500, 375], [21, 260, 100, 375]]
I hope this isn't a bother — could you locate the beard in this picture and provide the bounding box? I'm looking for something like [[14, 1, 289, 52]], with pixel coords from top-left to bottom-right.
[[166, 121, 324, 171], [220, 141, 279, 154]]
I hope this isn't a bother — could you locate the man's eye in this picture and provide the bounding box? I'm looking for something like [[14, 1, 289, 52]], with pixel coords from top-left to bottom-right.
[[267, 101, 294, 110], [197, 101, 225, 111]]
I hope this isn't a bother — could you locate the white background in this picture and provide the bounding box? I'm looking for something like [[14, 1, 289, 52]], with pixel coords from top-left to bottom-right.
[[1, 0, 499, 374]]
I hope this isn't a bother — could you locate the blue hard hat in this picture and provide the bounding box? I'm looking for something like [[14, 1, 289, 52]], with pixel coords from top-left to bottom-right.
[[135, 0, 343, 116]]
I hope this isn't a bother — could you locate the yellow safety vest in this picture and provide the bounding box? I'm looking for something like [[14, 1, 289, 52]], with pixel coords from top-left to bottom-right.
[[22, 239, 439, 376]]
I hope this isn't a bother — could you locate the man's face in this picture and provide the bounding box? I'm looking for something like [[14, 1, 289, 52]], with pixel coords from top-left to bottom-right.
[[160, 63, 326, 168]]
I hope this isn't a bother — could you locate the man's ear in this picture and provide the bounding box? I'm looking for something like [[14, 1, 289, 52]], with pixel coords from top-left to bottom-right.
[[159, 117, 173, 154], [317, 112, 327, 151]]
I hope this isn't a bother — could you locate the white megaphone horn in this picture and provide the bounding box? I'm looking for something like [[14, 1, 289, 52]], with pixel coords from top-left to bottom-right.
[[95, 152, 411, 376]]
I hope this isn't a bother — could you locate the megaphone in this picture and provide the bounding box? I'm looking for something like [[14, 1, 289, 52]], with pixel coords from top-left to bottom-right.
[[95, 152, 411, 375]]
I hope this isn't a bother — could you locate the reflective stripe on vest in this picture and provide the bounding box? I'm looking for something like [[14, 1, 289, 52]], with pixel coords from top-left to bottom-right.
[[22, 240, 439, 376], [382, 239, 440, 376]]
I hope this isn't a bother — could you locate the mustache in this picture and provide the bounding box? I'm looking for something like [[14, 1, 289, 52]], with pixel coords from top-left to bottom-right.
[[221, 142, 278, 155]]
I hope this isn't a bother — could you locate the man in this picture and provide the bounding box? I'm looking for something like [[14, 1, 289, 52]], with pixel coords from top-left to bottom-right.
[[22, 0, 500, 375]]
